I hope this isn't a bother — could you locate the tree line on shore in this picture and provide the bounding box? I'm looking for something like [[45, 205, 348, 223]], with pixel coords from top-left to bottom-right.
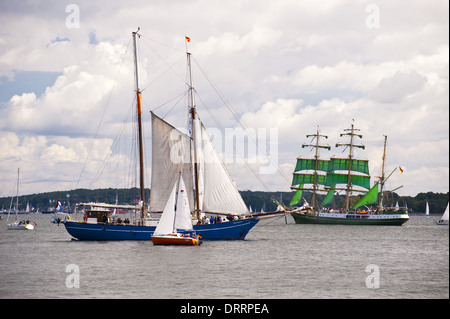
[[0, 188, 448, 215]]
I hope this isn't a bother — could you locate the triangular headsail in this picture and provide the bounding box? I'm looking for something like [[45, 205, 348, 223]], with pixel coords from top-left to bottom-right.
[[174, 176, 193, 231], [320, 185, 335, 206], [154, 175, 193, 235], [153, 182, 177, 235], [441, 203, 449, 221], [352, 183, 379, 209], [289, 188, 303, 206], [200, 122, 249, 215]]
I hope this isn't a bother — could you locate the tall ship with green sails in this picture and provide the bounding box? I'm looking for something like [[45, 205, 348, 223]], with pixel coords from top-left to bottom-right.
[[289, 124, 409, 226]]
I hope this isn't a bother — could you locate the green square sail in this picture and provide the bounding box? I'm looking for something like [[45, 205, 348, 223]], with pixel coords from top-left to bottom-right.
[[329, 158, 369, 175], [292, 173, 327, 186], [295, 158, 329, 172], [325, 173, 370, 190]]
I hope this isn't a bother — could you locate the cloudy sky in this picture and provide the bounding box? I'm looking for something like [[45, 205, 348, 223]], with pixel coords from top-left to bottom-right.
[[0, 0, 448, 199]]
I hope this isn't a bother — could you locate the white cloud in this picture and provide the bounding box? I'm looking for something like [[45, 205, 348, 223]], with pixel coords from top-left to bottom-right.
[[196, 25, 283, 57], [370, 71, 427, 103], [0, 40, 133, 137], [0, 131, 135, 196]]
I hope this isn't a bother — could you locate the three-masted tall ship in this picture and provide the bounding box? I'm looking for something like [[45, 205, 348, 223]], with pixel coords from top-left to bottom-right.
[[63, 30, 259, 240], [289, 125, 409, 225]]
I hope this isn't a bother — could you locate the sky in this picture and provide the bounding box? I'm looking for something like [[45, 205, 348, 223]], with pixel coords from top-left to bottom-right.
[[0, 0, 448, 200]]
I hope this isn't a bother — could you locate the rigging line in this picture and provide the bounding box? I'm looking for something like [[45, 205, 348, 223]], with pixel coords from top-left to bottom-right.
[[192, 57, 243, 124], [139, 34, 185, 53], [139, 37, 187, 87], [195, 92, 271, 192], [192, 56, 291, 185], [141, 55, 186, 92], [251, 213, 291, 228], [150, 90, 187, 113], [76, 37, 132, 189], [195, 93, 270, 192], [87, 100, 135, 189], [162, 91, 189, 119], [193, 56, 290, 185]]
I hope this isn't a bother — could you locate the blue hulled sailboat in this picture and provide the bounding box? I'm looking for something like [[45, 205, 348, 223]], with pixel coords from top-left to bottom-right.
[[64, 30, 258, 240]]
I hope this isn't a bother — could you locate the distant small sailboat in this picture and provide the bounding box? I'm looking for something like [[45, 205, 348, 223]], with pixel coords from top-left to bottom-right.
[[7, 220, 34, 230], [425, 202, 429, 218], [436, 203, 449, 225], [152, 174, 200, 246], [7, 169, 34, 230]]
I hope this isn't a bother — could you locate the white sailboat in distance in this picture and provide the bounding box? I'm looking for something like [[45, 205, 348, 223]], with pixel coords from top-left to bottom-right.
[[7, 168, 34, 230], [436, 202, 449, 225]]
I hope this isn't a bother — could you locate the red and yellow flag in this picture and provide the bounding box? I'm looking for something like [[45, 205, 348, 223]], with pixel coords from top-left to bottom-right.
[[185, 36, 191, 42], [399, 167, 404, 174]]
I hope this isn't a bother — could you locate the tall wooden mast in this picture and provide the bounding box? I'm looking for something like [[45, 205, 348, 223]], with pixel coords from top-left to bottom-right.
[[186, 51, 201, 222], [132, 28, 146, 221], [16, 168, 19, 215], [378, 135, 388, 209], [302, 129, 330, 214], [336, 124, 365, 210]]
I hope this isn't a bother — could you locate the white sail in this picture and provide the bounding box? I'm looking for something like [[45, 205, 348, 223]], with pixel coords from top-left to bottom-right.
[[150, 112, 194, 212], [153, 183, 177, 235], [150, 111, 249, 216], [440, 203, 449, 221], [174, 176, 193, 231], [154, 175, 193, 235], [425, 202, 429, 217], [200, 122, 249, 215]]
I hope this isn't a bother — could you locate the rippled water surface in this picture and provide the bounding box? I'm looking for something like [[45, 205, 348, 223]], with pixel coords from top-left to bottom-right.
[[1, 215, 448, 298]]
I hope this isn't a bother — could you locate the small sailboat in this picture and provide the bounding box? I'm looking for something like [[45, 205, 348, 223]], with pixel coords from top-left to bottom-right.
[[425, 201, 429, 218], [7, 168, 34, 230], [152, 174, 200, 246], [436, 202, 449, 225], [7, 220, 34, 230]]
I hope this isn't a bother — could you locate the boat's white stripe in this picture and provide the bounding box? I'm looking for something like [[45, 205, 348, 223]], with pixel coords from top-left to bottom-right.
[[66, 220, 256, 233]]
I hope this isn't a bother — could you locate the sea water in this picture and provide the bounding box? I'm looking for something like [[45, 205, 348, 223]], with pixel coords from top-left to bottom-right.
[[0, 215, 448, 299]]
